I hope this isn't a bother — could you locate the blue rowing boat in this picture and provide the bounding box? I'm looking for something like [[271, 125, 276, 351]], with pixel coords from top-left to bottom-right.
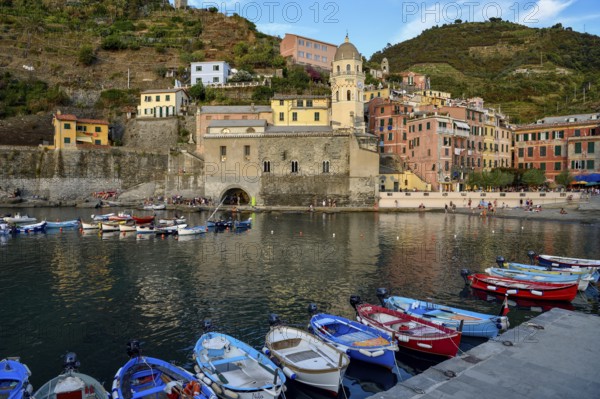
[[485, 267, 590, 291], [0, 357, 33, 399], [194, 329, 285, 399], [112, 341, 215, 399], [46, 219, 80, 229], [308, 309, 398, 369], [377, 288, 509, 339]]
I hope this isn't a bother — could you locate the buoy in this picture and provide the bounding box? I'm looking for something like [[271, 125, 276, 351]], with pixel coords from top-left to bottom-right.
[[59, 227, 63, 232], [492, 230, 495, 233], [333, 233, 335, 238], [396, 236, 399, 240], [271, 230, 273, 234], [161, 234, 165, 239]]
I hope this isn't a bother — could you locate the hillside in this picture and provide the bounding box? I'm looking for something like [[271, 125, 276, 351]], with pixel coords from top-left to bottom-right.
[[370, 20, 600, 123], [0, 0, 283, 121]]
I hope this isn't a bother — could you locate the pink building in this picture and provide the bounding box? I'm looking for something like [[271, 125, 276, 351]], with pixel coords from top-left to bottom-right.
[[280, 33, 337, 71]]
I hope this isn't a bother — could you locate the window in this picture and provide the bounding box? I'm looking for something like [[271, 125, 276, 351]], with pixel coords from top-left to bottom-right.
[[64, 123, 71, 129], [540, 146, 547, 157], [588, 142, 595, 153], [554, 162, 562, 171], [298, 51, 304, 58], [346, 64, 351, 72], [297, 100, 304, 107], [335, 91, 339, 102], [347, 90, 351, 101], [213, 77, 219, 83], [587, 160, 595, 169], [279, 112, 284, 121], [322, 160, 330, 173], [95, 127, 101, 133], [306, 100, 313, 107], [220, 146, 226, 162], [306, 41, 311, 47], [322, 45, 327, 51], [279, 100, 284, 106], [306, 53, 312, 59], [314, 55, 320, 61], [575, 142, 582, 154], [155, 95, 160, 101], [426, 122, 430, 130], [94, 140, 101, 145], [64, 137, 70, 144], [418, 124, 422, 132], [166, 95, 170, 101], [298, 39, 304, 45], [518, 148, 524, 157], [244, 145, 250, 160], [292, 112, 298, 121], [314, 112, 320, 121], [263, 161, 271, 173], [144, 96, 151, 102], [388, 118, 393, 126], [527, 147, 533, 157], [574, 129, 581, 137], [555, 145, 562, 156], [195, 66, 202, 71], [213, 65, 220, 71], [380, 107, 385, 114], [322, 56, 327, 62], [291, 160, 299, 173], [388, 133, 393, 141], [313, 43, 319, 50], [540, 163, 546, 170]]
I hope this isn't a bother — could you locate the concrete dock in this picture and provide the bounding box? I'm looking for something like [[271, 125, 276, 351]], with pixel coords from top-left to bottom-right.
[[368, 308, 600, 399]]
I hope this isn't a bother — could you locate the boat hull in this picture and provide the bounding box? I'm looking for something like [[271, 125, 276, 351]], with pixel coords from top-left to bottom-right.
[[265, 325, 349, 395], [0, 358, 33, 399], [46, 220, 80, 228], [383, 296, 507, 338], [537, 254, 600, 268], [355, 303, 462, 358], [486, 267, 590, 291], [468, 273, 578, 302], [33, 371, 108, 399]]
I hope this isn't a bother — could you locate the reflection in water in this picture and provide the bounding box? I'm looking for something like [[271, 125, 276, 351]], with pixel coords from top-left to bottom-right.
[[0, 208, 598, 399]]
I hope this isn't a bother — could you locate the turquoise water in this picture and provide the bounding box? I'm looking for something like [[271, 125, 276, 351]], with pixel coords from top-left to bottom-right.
[[1, 208, 598, 398]]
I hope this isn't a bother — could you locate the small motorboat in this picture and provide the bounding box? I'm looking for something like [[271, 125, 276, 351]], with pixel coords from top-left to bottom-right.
[[3, 214, 37, 224], [45, 219, 80, 229], [80, 221, 99, 230], [351, 297, 462, 358], [131, 216, 155, 224], [99, 222, 121, 232], [505, 260, 599, 283], [143, 204, 166, 211], [113, 340, 215, 399], [264, 315, 349, 395], [194, 324, 285, 399], [308, 304, 398, 369], [119, 222, 137, 233], [155, 224, 187, 235], [534, 253, 600, 269], [0, 357, 33, 399], [234, 218, 252, 230], [177, 226, 207, 236], [13, 221, 46, 234], [485, 267, 591, 291], [0, 223, 14, 235], [377, 288, 509, 339], [462, 270, 579, 302], [91, 213, 115, 221], [158, 217, 186, 226], [33, 353, 108, 399], [136, 225, 156, 234]]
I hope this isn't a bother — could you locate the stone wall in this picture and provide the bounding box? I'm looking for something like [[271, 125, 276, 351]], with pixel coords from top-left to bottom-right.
[[0, 146, 168, 200], [123, 117, 180, 150]]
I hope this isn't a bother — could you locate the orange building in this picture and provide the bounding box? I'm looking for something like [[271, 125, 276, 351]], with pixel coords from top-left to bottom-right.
[[280, 33, 337, 71], [52, 112, 110, 149], [514, 113, 600, 181]]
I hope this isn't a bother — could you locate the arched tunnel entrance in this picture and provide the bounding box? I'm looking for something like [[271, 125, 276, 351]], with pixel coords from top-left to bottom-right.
[[221, 188, 251, 205]]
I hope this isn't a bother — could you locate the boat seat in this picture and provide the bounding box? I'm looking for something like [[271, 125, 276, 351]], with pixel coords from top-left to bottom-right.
[[131, 384, 166, 399], [211, 356, 247, 366], [382, 320, 402, 326]]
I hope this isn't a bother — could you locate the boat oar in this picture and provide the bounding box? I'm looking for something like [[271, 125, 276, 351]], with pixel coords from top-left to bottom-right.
[[159, 374, 193, 399]]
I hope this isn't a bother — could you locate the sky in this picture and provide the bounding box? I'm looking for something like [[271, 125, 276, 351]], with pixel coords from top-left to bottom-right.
[[185, 0, 600, 58]]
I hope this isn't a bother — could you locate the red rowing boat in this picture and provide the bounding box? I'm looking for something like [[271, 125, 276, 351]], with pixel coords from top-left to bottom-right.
[[354, 302, 461, 358], [132, 216, 155, 224], [467, 273, 578, 302]]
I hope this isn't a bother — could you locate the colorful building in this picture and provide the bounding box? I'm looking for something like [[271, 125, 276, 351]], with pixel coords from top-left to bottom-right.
[[270, 94, 330, 126], [190, 61, 231, 85], [363, 85, 391, 102], [52, 112, 109, 149], [280, 33, 337, 71], [138, 88, 190, 118], [514, 113, 600, 181]]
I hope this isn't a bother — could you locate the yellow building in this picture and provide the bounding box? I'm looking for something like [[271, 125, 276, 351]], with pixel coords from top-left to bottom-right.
[[363, 85, 391, 102], [417, 90, 451, 107], [137, 88, 190, 118], [52, 112, 109, 149], [271, 94, 330, 126]]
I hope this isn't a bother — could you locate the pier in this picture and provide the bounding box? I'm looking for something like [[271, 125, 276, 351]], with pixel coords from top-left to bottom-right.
[[368, 308, 600, 398]]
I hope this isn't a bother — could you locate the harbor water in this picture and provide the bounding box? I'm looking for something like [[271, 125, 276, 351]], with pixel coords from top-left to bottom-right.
[[1, 208, 599, 399]]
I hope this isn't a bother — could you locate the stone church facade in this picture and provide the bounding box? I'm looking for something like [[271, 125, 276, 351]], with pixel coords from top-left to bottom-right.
[[197, 36, 379, 206]]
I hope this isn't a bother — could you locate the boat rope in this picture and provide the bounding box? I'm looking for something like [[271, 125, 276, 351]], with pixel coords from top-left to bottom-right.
[[449, 336, 467, 356]]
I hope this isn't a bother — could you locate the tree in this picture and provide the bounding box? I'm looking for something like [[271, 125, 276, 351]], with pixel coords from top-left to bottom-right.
[[78, 45, 96, 66], [521, 168, 546, 187], [555, 169, 574, 187], [188, 82, 205, 101]]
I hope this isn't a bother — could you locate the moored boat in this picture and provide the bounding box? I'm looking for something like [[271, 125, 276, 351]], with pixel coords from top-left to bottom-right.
[[13, 221, 46, 233], [233, 218, 252, 230], [535, 253, 600, 269], [158, 216, 186, 226], [377, 288, 509, 339], [0, 357, 33, 399], [46, 219, 80, 229], [308, 305, 398, 369], [463, 270, 579, 302], [177, 226, 206, 236], [3, 214, 37, 224], [113, 340, 215, 399], [155, 224, 187, 235], [264, 316, 349, 395], [118, 222, 137, 233], [99, 222, 121, 232], [131, 216, 155, 224], [91, 213, 115, 221], [505, 261, 599, 284], [0, 223, 14, 235], [351, 297, 462, 358], [194, 327, 285, 399], [32, 353, 108, 399], [485, 267, 590, 291], [80, 221, 99, 230], [136, 225, 156, 234]]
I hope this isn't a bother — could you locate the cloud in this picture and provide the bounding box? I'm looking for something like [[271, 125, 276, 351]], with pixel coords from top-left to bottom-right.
[[255, 22, 297, 38], [533, 0, 575, 24]]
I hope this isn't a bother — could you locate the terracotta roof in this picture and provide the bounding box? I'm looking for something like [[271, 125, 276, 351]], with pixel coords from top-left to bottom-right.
[[78, 118, 109, 125], [140, 88, 187, 94], [55, 114, 78, 121]]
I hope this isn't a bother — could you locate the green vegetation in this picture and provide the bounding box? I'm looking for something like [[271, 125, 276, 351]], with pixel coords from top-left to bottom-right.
[[0, 72, 69, 118], [372, 21, 600, 123], [555, 169, 574, 186], [95, 89, 139, 110]]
